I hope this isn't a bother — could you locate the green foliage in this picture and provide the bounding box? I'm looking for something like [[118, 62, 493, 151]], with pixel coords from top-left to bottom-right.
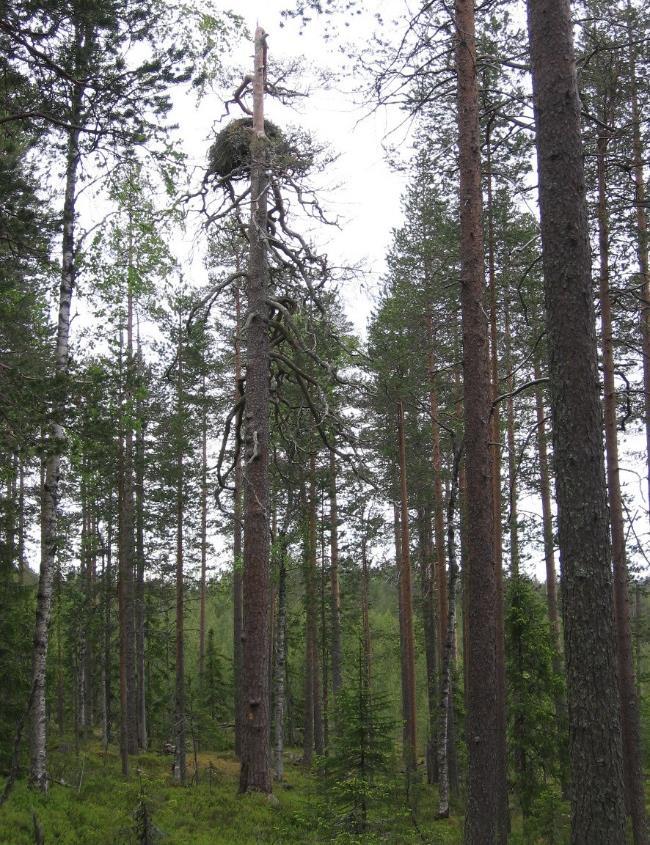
[[0, 744, 343, 844], [132, 778, 162, 845], [191, 629, 231, 752], [0, 577, 33, 771], [523, 783, 569, 845], [318, 644, 395, 835], [506, 576, 566, 820]]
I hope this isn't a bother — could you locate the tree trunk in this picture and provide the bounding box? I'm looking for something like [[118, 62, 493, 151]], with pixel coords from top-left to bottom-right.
[[596, 131, 647, 845], [329, 449, 342, 695], [320, 500, 329, 750], [302, 477, 314, 768], [118, 278, 138, 767], [199, 372, 208, 678], [239, 26, 272, 794], [233, 282, 244, 760], [360, 525, 372, 690], [437, 446, 461, 819], [55, 570, 65, 737], [426, 317, 447, 665], [125, 208, 138, 756], [134, 323, 146, 752], [174, 319, 186, 786], [454, 0, 499, 838], [117, 395, 130, 777], [635, 582, 642, 699], [134, 401, 147, 752], [485, 129, 509, 844], [102, 497, 114, 749], [396, 400, 417, 772], [526, 0, 627, 839], [504, 298, 528, 785], [274, 536, 287, 780], [304, 453, 324, 759], [29, 80, 84, 792], [418, 507, 437, 784], [533, 363, 563, 675], [504, 299, 519, 579], [78, 480, 89, 739], [393, 502, 409, 755]]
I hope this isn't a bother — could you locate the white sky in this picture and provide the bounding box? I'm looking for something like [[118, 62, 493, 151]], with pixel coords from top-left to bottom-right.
[[172, 0, 407, 335]]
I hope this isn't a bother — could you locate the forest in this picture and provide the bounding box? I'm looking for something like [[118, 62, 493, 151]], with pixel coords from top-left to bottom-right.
[[1, 0, 649, 843]]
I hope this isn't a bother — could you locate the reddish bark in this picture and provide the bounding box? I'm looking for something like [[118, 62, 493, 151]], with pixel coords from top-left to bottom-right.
[[454, 0, 499, 837], [485, 129, 509, 845]]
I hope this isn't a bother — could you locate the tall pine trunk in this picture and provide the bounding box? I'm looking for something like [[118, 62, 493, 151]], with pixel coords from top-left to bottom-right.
[[199, 371, 208, 678], [134, 395, 147, 752], [596, 131, 647, 844], [526, 0, 627, 839], [396, 400, 417, 772], [418, 507, 437, 784], [319, 504, 329, 750], [173, 319, 186, 786], [239, 26, 272, 794], [426, 316, 447, 668], [102, 496, 114, 749], [437, 446, 461, 819], [485, 130, 509, 844], [118, 278, 138, 770], [233, 282, 244, 759], [303, 453, 324, 762], [329, 448, 342, 695], [454, 0, 500, 838], [360, 523, 372, 689], [274, 534, 287, 780], [393, 502, 409, 756]]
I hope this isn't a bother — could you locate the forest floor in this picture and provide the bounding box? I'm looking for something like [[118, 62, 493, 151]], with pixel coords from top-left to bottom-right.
[[0, 742, 564, 844]]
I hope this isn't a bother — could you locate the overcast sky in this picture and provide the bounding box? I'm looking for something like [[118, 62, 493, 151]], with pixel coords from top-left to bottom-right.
[[172, 0, 408, 336]]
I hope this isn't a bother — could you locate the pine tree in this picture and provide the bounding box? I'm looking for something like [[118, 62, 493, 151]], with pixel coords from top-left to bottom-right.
[[318, 639, 395, 835], [526, 0, 627, 839]]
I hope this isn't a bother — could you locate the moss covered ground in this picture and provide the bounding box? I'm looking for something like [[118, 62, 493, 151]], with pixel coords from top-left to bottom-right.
[[0, 742, 467, 844]]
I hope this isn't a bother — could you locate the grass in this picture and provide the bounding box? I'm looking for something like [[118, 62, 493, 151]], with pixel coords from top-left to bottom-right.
[[0, 742, 465, 844]]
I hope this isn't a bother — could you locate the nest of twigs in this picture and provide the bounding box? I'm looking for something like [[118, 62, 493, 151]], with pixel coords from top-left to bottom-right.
[[208, 117, 314, 182]]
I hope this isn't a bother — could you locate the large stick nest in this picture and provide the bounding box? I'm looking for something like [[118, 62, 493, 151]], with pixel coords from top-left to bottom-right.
[[208, 118, 314, 183]]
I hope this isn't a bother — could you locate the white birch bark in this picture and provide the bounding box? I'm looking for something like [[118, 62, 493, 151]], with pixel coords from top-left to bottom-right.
[[30, 107, 82, 791]]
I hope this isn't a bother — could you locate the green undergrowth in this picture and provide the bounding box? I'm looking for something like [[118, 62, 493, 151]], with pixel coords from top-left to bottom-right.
[[0, 742, 465, 844]]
